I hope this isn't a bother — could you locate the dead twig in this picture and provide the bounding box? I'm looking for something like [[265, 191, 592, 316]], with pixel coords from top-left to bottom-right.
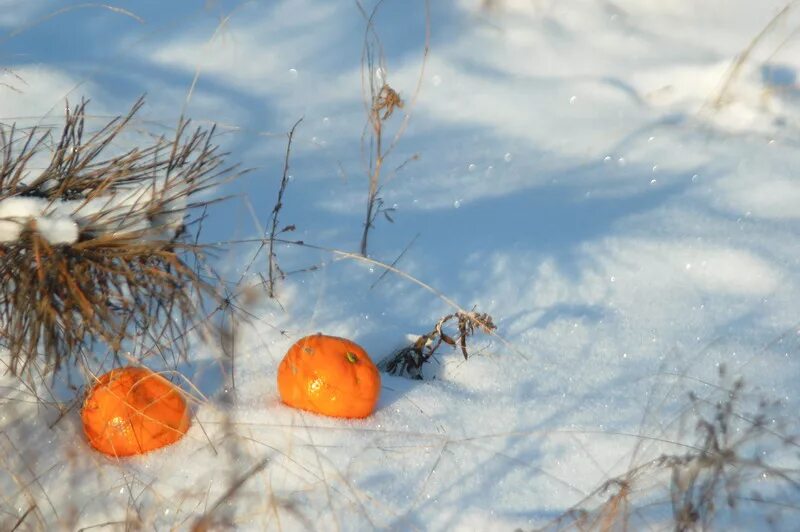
[[266, 117, 302, 298], [356, 0, 429, 256], [379, 309, 497, 379]]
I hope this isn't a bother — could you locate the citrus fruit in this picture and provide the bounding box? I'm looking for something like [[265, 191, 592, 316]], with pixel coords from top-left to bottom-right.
[[277, 334, 381, 418], [81, 366, 191, 457]]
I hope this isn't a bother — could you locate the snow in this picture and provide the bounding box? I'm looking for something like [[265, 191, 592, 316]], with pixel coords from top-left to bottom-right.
[[0, 165, 192, 246], [0, 183, 185, 245], [0, 197, 46, 242], [70, 182, 189, 239], [33, 215, 79, 244], [0, 197, 78, 244], [2, 0, 800, 530]]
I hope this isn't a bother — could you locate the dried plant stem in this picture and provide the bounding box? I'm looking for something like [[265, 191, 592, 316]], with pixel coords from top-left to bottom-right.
[[10, 505, 36, 531], [379, 309, 497, 379], [191, 457, 270, 531], [267, 118, 302, 298], [359, 116, 383, 256], [370, 232, 419, 289], [357, 0, 429, 256]]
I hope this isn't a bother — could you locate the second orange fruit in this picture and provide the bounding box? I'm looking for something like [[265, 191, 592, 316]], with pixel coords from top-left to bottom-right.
[[277, 334, 381, 418], [81, 366, 191, 457]]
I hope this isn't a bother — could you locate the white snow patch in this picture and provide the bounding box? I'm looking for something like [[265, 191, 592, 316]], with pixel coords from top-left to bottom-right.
[[0, 197, 79, 244], [0, 180, 188, 245], [70, 182, 187, 238], [33, 215, 79, 244], [0, 197, 46, 242]]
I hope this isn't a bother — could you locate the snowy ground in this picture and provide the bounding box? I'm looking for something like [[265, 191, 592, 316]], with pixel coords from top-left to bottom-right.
[[2, 0, 800, 530]]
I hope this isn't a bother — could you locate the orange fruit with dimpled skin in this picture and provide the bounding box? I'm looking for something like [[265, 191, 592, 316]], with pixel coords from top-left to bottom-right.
[[81, 367, 191, 457], [277, 334, 381, 418]]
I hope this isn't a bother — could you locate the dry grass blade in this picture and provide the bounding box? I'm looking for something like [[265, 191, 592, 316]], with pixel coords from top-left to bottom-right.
[[1, 3, 144, 45], [0, 68, 26, 94], [706, 3, 796, 111], [0, 96, 243, 379], [191, 457, 270, 531], [10, 504, 36, 531]]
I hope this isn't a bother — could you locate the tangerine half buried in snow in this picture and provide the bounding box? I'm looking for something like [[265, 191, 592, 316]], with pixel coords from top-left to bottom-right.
[[81, 366, 191, 457], [277, 334, 381, 418]]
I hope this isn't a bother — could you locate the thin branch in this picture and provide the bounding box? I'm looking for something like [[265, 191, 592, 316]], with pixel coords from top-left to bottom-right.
[[267, 117, 303, 298]]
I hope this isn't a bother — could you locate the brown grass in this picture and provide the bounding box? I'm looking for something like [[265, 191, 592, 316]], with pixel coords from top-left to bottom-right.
[[0, 97, 242, 379]]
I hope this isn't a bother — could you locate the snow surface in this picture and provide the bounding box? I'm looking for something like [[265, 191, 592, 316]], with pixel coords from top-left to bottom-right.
[[2, 0, 800, 530]]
